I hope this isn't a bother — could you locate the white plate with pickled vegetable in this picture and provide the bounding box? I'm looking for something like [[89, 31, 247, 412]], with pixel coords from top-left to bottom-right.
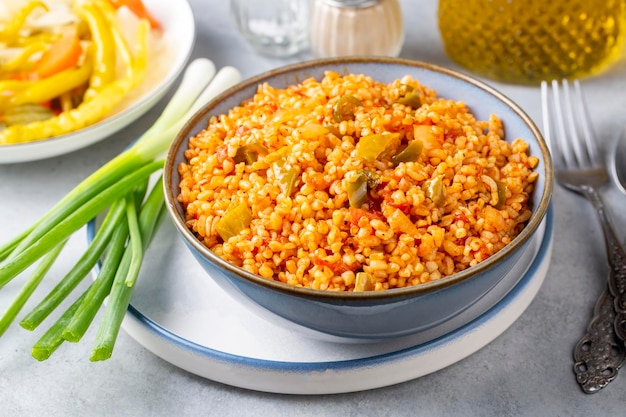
[[0, 0, 195, 164]]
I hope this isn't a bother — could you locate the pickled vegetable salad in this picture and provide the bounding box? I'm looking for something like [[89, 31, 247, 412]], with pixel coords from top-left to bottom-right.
[[0, 0, 161, 144]]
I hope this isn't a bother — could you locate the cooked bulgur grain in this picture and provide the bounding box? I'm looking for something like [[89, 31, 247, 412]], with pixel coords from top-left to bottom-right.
[[177, 71, 539, 291]]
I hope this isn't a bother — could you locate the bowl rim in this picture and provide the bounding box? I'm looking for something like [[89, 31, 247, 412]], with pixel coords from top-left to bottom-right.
[[163, 56, 554, 300]]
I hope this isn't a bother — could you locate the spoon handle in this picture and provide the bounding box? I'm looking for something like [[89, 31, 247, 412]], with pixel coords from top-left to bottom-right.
[[609, 247, 626, 342], [573, 288, 626, 394], [573, 187, 626, 393], [582, 186, 626, 321]]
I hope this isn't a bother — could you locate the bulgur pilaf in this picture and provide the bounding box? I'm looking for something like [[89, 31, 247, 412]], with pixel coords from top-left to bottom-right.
[[177, 71, 539, 292]]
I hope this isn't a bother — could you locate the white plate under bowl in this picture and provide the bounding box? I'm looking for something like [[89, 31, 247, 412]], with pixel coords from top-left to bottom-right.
[[87, 205, 554, 394], [0, 0, 195, 164]]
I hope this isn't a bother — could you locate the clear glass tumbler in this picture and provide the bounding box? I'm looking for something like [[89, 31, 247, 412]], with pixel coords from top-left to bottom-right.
[[230, 0, 310, 58]]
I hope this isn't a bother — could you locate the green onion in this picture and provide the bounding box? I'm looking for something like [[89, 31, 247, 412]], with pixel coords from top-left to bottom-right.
[[0, 57, 242, 360], [31, 292, 87, 362], [62, 221, 129, 344], [0, 240, 67, 337], [19, 199, 126, 331], [91, 177, 165, 361], [0, 160, 163, 288], [124, 192, 143, 287]]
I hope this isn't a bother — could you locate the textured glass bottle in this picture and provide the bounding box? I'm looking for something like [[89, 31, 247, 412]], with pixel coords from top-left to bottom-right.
[[438, 0, 626, 85]]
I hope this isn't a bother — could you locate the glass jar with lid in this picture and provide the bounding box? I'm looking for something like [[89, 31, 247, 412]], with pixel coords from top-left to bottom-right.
[[310, 0, 404, 58]]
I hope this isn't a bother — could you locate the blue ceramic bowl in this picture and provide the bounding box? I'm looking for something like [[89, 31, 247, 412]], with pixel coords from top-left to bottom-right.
[[163, 57, 553, 343]]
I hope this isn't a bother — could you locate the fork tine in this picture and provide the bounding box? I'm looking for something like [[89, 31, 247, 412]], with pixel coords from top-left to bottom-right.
[[540, 80, 554, 152], [571, 80, 602, 166], [541, 79, 600, 170], [560, 80, 589, 167], [540, 81, 557, 159], [541, 80, 574, 168]]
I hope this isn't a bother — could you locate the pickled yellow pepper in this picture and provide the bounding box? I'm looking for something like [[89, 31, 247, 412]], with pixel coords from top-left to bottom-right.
[[0, 13, 149, 144], [7, 58, 93, 108], [0, 1, 48, 45], [75, 2, 117, 98]]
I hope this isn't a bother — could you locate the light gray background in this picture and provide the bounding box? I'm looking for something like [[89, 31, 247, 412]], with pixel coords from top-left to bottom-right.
[[2, 1, 626, 415]]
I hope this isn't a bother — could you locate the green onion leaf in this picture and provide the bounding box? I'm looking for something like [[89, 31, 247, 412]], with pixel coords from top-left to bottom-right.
[[0, 58, 243, 360], [0, 240, 67, 337]]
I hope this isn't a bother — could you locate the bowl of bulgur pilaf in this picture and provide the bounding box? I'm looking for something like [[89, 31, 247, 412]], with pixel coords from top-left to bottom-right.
[[163, 57, 553, 341]]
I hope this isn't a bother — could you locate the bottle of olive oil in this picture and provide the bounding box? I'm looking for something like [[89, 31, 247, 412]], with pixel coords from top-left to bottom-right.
[[438, 0, 626, 85]]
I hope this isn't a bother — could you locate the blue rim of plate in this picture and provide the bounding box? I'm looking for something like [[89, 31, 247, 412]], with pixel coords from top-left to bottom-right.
[[87, 203, 553, 374]]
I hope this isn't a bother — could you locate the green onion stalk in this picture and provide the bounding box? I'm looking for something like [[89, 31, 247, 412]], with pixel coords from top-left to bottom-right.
[[0, 58, 242, 361]]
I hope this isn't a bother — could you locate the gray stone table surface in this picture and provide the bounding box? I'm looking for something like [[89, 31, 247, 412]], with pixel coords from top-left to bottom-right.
[[2, 0, 626, 415]]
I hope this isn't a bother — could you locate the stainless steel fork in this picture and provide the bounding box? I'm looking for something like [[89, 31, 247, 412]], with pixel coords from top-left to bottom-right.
[[541, 79, 626, 394]]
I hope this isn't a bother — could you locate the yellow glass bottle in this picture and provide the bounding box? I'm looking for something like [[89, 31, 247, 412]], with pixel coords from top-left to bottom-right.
[[438, 0, 626, 85]]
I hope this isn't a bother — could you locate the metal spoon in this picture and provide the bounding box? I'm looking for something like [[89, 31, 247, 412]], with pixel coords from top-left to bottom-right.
[[573, 129, 626, 393]]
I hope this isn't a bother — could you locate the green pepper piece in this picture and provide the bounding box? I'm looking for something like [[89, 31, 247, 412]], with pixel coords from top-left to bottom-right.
[[234, 144, 269, 165], [355, 133, 400, 162], [333, 95, 363, 123], [399, 84, 414, 94], [272, 158, 298, 196], [347, 171, 369, 208], [392, 139, 424, 165], [323, 123, 342, 139], [397, 91, 422, 109], [354, 272, 374, 292], [364, 169, 381, 189], [425, 175, 446, 206], [216, 202, 253, 242], [495, 181, 507, 209]]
